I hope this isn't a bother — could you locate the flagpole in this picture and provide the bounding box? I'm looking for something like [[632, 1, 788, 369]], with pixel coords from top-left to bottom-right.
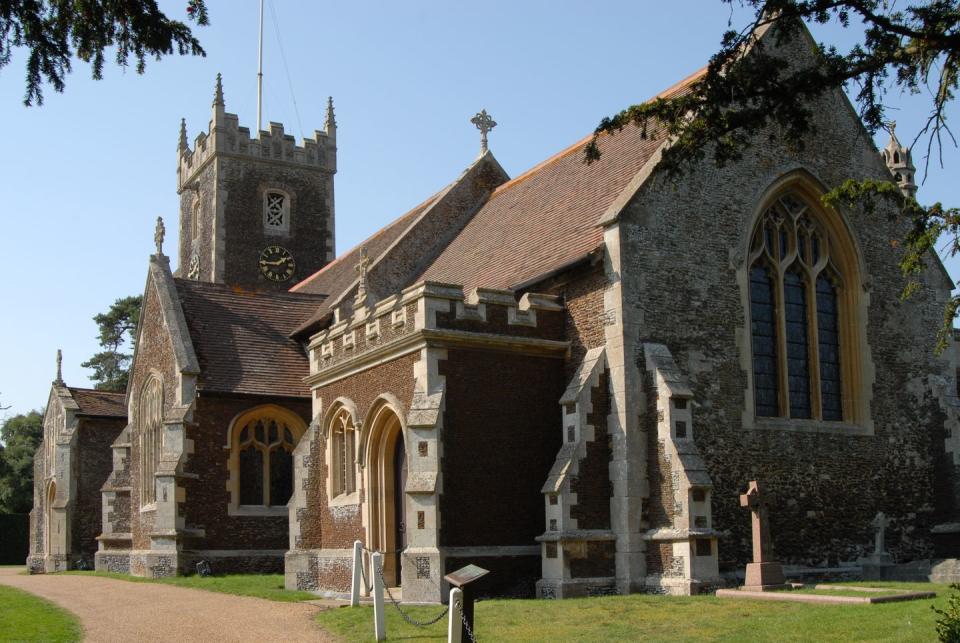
[[257, 0, 264, 134]]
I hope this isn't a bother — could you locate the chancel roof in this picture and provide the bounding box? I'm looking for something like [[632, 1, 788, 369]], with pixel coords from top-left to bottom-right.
[[175, 280, 326, 397], [67, 388, 127, 418]]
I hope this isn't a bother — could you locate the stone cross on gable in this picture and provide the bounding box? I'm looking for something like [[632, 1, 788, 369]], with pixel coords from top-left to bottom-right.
[[872, 511, 891, 557], [54, 349, 63, 386], [154, 216, 166, 256], [740, 480, 775, 563], [470, 109, 497, 155], [354, 246, 371, 308]]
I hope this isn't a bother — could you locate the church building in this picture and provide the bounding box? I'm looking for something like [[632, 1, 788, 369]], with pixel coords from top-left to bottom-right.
[[29, 21, 960, 602]]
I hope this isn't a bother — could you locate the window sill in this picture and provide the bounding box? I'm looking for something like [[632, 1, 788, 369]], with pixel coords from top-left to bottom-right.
[[139, 503, 157, 514], [749, 417, 872, 436], [228, 505, 289, 517], [329, 491, 360, 508]]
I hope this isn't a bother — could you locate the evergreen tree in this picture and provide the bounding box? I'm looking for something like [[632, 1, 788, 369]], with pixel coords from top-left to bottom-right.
[[81, 295, 142, 392], [0, 411, 43, 514], [0, 0, 210, 105]]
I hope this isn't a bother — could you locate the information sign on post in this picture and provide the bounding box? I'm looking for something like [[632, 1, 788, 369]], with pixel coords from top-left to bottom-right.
[[444, 564, 490, 642]]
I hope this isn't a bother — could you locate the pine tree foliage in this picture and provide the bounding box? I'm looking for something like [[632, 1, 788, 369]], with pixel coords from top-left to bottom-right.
[[588, 1, 959, 345], [0, 0, 209, 105], [81, 294, 142, 392]]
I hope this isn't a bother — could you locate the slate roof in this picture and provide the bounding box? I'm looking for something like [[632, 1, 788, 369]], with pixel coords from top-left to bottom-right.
[[67, 388, 127, 418], [174, 280, 327, 397]]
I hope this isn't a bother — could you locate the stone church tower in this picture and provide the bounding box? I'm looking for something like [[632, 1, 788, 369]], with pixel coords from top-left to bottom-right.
[[175, 75, 337, 290]]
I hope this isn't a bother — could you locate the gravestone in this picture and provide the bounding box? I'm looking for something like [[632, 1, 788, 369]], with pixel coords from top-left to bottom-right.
[[861, 511, 895, 580], [739, 480, 789, 590]]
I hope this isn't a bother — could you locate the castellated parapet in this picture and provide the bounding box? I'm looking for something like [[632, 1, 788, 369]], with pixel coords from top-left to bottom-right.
[[177, 77, 336, 191]]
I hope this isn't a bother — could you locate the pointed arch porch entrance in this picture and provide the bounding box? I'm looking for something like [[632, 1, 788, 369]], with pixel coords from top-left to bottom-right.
[[364, 403, 407, 587]]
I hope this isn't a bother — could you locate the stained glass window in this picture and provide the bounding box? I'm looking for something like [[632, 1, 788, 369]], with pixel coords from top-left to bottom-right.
[[750, 265, 779, 417]]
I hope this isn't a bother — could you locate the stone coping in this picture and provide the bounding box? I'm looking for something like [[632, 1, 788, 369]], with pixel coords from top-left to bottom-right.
[[717, 583, 936, 604]]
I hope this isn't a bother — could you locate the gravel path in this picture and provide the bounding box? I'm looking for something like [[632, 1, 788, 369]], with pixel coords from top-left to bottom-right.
[[0, 567, 336, 642]]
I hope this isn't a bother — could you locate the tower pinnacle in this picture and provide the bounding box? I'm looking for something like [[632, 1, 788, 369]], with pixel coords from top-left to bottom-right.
[[213, 73, 225, 107], [325, 97, 337, 137], [179, 118, 189, 153], [881, 121, 917, 199], [54, 349, 64, 386]]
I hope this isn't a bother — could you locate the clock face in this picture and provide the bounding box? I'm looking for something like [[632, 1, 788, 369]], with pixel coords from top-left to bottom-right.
[[259, 245, 296, 282]]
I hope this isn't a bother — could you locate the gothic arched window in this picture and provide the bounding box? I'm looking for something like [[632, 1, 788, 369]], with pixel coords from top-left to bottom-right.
[[330, 408, 357, 498], [748, 192, 855, 422], [227, 406, 306, 514], [139, 377, 163, 506]]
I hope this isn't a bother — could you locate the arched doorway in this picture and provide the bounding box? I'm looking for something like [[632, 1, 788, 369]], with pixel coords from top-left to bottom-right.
[[45, 481, 57, 558], [366, 405, 407, 587]]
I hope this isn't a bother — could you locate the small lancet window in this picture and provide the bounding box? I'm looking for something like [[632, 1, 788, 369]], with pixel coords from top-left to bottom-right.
[[330, 408, 357, 497], [747, 191, 854, 423]]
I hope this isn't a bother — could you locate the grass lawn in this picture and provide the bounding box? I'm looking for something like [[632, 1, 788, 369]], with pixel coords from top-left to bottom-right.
[[63, 570, 319, 603], [317, 581, 952, 642], [0, 584, 82, 642]]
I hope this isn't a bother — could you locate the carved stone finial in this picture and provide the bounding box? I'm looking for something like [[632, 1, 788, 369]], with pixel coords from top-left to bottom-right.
[[213, 73, 225, 107], [470, 109, 497, 155], [154, 216, 166, 256], [179, 118, 189, 152], [325, 96, 337, 132], [54, 349, 63, 386], [881, 120, 917, 198], [354, 246, 371, 308]]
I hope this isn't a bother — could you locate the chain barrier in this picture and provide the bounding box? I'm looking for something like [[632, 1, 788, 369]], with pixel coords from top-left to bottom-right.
[[359, 549, 370, 593], [455, 596, 478, 643], [374, 557, 450, 628]]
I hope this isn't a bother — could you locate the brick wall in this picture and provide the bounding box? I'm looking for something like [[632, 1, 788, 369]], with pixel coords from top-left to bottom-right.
[[438, 349, 564, 547], [186, 394, 311, 550], [569, 370, 613, 530], [73, 417, 126, 562], [302, 353, 418, 551]]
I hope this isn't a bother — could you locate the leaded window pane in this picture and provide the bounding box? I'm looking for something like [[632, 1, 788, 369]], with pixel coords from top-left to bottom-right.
[[784, 270, 811, 418], [750, 265, 779, 417], [817, 275, 843, 421], [269, 447, 294, 507], [239, 446, 263, 505]]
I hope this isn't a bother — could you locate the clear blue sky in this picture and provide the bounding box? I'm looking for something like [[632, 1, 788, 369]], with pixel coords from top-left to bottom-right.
[[1, 1, 957, 419]]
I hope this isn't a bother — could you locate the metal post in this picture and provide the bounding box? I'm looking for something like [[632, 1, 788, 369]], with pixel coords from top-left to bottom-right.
[[372, 551, 386, 641], [256, 0, 264, 133], [447, 587, 463, 643], [350, 540, 362, 607]]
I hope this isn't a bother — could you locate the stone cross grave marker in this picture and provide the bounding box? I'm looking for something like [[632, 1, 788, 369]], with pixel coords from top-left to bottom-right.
[[739, 480, 787, 590], [872, 511, 892, 559]]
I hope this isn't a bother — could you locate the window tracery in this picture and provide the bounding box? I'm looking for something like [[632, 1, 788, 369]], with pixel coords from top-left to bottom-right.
[[138, 377, 163, 506], [227, 406, 306, 513], [263, 190, 290, 233], [747, 192, 854, 422]]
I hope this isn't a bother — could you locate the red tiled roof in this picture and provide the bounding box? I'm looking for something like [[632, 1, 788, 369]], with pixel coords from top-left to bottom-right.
[[287, 192, 443, 334], [291, 193, 440, 299], [175, 280, 327, 397], [67, 388, 127, 418], [416, 68, 705, 292]]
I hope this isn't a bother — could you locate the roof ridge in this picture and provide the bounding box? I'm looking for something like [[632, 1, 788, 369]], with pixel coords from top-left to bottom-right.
[[175, 279, 327, 300], [486, 65, 706, 201], [289, 190, 442, 292], [67, 387, 125, 396]]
